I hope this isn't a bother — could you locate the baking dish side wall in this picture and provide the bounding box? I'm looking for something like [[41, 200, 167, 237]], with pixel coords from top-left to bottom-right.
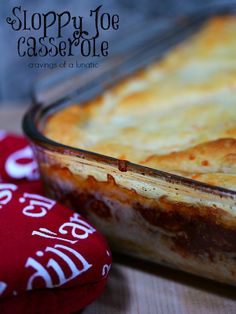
[[33, 145, 236, 285]]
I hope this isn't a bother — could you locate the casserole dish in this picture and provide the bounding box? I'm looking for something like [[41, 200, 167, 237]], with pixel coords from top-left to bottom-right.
[[24, 8, 236, 285]]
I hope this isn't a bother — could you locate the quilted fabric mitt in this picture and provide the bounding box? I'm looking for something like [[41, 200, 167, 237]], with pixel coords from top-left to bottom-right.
[[0, 131, 112, 314]]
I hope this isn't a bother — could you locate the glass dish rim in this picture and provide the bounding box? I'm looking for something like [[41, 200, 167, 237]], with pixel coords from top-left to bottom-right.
[[23, 101, 236, 201]]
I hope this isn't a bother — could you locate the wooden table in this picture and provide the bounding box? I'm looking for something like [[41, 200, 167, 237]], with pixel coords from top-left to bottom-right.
[[1, 106, 236, 314]]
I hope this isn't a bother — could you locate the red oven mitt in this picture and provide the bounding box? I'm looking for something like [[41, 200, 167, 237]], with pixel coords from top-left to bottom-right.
[[0, 131, 112, 314], [0, 130, 39, 183]]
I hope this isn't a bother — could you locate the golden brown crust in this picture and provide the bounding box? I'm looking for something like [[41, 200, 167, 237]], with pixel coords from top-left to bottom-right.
[[44, 16, 236, 191], [141, 138, 236, 177]]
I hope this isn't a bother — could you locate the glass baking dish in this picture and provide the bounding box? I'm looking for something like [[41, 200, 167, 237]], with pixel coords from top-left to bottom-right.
[[23, 6, 236, 285]]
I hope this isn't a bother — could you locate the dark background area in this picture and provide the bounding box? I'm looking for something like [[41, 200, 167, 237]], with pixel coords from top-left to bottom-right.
[[0, 0, 235, 105]]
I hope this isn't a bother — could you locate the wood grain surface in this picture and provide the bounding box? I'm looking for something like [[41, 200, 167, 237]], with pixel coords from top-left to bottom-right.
[[1, 106, 236, 314]]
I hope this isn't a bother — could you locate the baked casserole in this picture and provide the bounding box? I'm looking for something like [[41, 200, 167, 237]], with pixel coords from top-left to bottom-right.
[[45, 16, 236, 191], [26, 16, 236, 285]]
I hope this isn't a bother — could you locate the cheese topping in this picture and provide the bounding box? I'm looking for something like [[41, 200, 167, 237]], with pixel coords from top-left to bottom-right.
[[45, 17, 236, 191]]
